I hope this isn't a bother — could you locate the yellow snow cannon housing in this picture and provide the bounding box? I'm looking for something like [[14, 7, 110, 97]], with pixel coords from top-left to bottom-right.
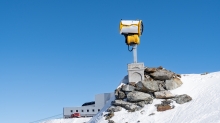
[[119, 20, 143, 45]]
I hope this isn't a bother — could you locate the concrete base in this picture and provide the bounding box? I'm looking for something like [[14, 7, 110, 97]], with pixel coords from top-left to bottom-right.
[[127, 63, 145, 83]]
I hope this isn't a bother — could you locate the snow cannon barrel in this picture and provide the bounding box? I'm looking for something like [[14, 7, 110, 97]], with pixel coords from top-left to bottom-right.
[[119, 20, 143, 45]]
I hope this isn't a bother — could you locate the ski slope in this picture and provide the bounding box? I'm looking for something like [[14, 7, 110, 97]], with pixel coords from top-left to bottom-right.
[[42, 71, 220, 123]]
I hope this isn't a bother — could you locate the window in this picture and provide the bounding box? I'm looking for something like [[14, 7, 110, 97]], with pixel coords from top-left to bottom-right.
[[81, 110, 84, 112], [98, 109, 100, 112], [92, 109, 95, 112], [70, 110, 73, 112], [76, 110, 78, 112], [87, 109, 89, 112]]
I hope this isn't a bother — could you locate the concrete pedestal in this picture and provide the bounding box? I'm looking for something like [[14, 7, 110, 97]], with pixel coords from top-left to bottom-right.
[[127, 63, 145, 83]]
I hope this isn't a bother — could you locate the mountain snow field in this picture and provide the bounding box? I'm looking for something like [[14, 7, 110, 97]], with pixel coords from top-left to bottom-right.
[[42, 71, 220, 123]]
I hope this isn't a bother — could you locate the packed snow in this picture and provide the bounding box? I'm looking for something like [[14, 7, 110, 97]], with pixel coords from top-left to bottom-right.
[[42, 71, 220, 123], [40, 118, 91, 123]]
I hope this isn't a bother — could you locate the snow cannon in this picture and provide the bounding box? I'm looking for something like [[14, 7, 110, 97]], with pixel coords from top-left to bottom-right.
[[119, 20, 143, 45], [119, 19, 144, 63]]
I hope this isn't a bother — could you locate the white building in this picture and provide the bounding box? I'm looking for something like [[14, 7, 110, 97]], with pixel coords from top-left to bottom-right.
[[63, 92, 114, 118]]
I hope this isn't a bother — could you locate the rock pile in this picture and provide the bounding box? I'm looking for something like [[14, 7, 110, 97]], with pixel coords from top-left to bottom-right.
[[107, 66, 192, 115]]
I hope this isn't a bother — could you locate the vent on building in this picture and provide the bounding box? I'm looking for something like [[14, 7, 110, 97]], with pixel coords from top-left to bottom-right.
[[76, 110, 78, 112], [98, 109, 100, 112], [70, 110, 73, 112], [92, 109, 95, 112], [87, 109, 89, 112], [82, 110, 84, 112]]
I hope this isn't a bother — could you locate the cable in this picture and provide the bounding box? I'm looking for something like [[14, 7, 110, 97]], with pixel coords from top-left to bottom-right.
[[29, 113, 62, 123]]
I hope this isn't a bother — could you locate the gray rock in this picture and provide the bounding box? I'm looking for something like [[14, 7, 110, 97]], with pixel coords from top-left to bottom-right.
[[161, 100, 173, 105], [107, 106, 122, 112], [118, 91, 126, 99], [114, 89, 119, 99], [122, 85, 135, 92], [112, 100, 138, 110], [165, 78, 183, 90], [172, 94, 192, 104], [159, 84, 165, 91], [142, 80, 160, 92], [108, 120, 115, 123], [154, 91, 175, 99], [137, 101, 145, 107], [150, 69, 174, 80], [135, 81, 147, 92], [127, 91, 153, 102], [136, 80, 161, 93]]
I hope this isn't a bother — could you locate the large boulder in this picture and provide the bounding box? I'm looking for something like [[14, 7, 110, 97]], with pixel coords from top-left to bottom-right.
[[150, 69, 174, 80], [165, 78, 183, 90], [142, 80, 161, 92], [154, 91, 175, 99], [144, 67, 157, 73], [122, 85, 135, 92], [107, 106, 122, 112], [136, 80, 161, 92], [112, 100, 138, 110], [172, 94, 192, 104], [127, 91, 153, 102]]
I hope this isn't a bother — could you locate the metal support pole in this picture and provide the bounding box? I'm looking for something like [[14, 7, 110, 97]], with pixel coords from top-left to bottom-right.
[[132, 44, 137, 63]]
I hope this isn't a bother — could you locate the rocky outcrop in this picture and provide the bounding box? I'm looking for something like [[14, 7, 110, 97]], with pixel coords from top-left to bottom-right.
[[165, 78, 183, 90], [127, 91, 153, 102], [141, 80, 161, 92], [154, 91, 175, 99], [115, 88, 126, 99], [135, 80, 161, 92], [107, 106, 122, 112], [150, 69, 175, 81], [109, 66, 192, 117], [122, 85, 135, 92], [112, 100, 138, 110], [172, 94, 192, 104]]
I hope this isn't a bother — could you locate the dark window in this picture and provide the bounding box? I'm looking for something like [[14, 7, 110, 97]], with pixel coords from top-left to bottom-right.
[[92, 109, 95, 112], [87, 109, 89, 112], [70, 110, 73, 112], [98, 109, 100, 112], [76, 110, 78, 112], [81, 110, 84, 112]]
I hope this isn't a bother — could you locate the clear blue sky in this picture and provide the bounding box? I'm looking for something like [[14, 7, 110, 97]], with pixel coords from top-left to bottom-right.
[[0, 0, 220, 123]]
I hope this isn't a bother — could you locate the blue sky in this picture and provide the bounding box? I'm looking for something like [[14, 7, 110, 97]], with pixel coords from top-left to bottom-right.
[[0, 0, 220, 123]]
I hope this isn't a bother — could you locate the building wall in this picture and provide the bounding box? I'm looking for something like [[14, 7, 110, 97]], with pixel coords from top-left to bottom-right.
[[63, 106, 102, 117], [63, 92, 113, 118]]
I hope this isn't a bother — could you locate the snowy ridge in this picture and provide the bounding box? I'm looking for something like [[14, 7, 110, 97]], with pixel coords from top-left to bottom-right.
[[42, 71, 220, 123], [88, 71, 220, 123]]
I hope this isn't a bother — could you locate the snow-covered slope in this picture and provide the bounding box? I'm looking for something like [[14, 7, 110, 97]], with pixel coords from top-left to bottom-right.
[[40, 117, 91, 123], [88, 71, 220, 123], [42, 71, 220, 123]]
